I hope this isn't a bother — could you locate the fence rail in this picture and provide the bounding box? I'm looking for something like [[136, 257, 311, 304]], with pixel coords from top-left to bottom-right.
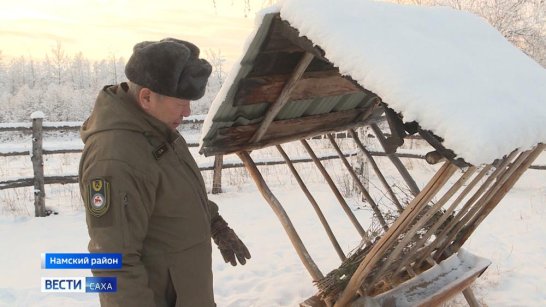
[[2, 116, 544, 216]]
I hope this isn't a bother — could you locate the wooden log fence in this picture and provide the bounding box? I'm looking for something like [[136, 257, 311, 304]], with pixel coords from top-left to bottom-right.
[[1, 117, 545, 216]]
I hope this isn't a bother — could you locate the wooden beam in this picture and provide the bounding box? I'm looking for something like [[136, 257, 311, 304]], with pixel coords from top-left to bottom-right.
[[301, 139, 370, 242], [277, 144, 346, 261], [237, 151, 324, 281], [202, 107, 384, 156], [249, 52, 315, 143], [234, 72, 361, 106], [419, 129, 468, 168], [370, 123, 421, 196]]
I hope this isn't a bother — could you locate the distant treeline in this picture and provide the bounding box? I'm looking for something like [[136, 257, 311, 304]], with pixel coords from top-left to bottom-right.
[[0, 44, 226, 122]]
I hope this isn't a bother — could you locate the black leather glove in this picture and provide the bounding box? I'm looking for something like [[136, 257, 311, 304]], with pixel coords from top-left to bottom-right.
[[211, 215, 251, 266]]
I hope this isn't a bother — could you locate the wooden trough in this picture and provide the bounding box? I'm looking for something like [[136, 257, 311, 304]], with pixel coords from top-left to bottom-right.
[[199, 10, 544, 307]]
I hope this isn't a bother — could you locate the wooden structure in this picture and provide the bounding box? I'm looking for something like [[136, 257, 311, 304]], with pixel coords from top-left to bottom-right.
[[199, 12, 544, 307]]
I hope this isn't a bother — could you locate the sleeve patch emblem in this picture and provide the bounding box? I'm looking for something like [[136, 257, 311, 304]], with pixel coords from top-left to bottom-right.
[[87, 178, 110, 217]]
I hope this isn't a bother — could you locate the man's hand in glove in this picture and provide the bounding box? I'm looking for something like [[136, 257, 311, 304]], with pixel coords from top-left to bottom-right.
[[211, 215, 251, 266]]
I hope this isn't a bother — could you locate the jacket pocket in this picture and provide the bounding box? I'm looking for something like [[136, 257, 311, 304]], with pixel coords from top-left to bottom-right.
[[120, 192, 130, 248]]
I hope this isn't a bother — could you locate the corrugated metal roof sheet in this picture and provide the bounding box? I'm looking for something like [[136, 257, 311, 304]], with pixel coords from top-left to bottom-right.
[[199, 13, 383, 156]]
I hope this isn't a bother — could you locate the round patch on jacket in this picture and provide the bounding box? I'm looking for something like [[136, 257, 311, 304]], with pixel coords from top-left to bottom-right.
[[87, 178, 110, 217]]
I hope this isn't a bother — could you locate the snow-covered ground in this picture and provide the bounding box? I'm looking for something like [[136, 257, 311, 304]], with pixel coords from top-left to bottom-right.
[[0, 139, 544, 306]]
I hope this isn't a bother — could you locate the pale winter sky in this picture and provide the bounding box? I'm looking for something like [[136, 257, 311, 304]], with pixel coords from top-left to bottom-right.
[[0, 0, 269, 69]]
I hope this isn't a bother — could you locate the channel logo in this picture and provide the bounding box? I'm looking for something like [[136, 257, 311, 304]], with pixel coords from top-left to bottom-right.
[[41, 277, 117, 293]]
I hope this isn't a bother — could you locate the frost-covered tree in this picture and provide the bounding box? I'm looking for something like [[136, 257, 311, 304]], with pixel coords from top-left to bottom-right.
[[46, 41, 68, 85], [393, 0, 546, 67], [192, 49, 227, 115], [70, 52, 90, 90]]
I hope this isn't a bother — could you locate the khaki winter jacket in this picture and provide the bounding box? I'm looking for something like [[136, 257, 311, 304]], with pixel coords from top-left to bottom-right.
[[79, 83, 218, 307]]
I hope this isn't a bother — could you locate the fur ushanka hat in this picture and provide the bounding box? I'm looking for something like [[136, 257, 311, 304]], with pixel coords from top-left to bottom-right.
[[125, 38, 212, 100]]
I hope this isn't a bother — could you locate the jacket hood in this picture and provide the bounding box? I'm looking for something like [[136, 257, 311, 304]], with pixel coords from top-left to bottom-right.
[[81, 83, 177, 143]]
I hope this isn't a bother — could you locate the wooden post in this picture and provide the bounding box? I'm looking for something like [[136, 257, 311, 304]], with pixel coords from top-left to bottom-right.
[[31, 112, 46, 217], [212, 154, 223, 194], [237, 151, 324, 281], [370, 123, 420, 196]]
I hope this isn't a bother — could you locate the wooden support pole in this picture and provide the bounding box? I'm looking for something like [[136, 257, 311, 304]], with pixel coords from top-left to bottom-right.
[[392, 165, 493, 275], [371, 166, 477, 286], [452, 144, 545, 251], [433, 150, 527, 262], [31, 114, 46, 217], [249, 52, 314, 143], [370, 123, 420, 197], [462, 287, 481, 307], [300, 139, 370, 242], [212, 154, 224, 194], [326, 133, 389, 231], [277, 145, 346, 261], [349, 128, 403, 212], [411, 151, 515, 268], [237, 151, 324, 281], [334, 162, 457, 307]]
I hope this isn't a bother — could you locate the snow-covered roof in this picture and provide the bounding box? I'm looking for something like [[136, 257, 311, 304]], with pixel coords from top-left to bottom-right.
[[201, 0, 546, 165]]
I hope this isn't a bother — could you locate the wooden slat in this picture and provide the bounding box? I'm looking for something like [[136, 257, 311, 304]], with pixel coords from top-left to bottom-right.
[[301, 139, 370, 242], [249, 52, 315, 143], [0, 175, 79, 190], [234, 72, 360, 106], [334, 162, 458, 307], [392, 165, 493, 275], [237, 151, 324, 281], [277, 144, 346, 261], [326, 133, 389, 231], [451, 143, 545, 251], [432, 150, 528, 262], [412, 154, 514, 268], [371, 166, 477, 287], [349, 128, 404, 212]]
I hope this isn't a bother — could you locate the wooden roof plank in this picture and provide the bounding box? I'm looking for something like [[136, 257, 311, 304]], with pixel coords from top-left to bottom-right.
[[203, 105, 383, 156], [249, 51, 315, 143], [234, 71, 361, 106]]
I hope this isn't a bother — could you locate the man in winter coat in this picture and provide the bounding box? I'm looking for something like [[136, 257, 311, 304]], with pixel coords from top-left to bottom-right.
[[79, 38, 251, 307]]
